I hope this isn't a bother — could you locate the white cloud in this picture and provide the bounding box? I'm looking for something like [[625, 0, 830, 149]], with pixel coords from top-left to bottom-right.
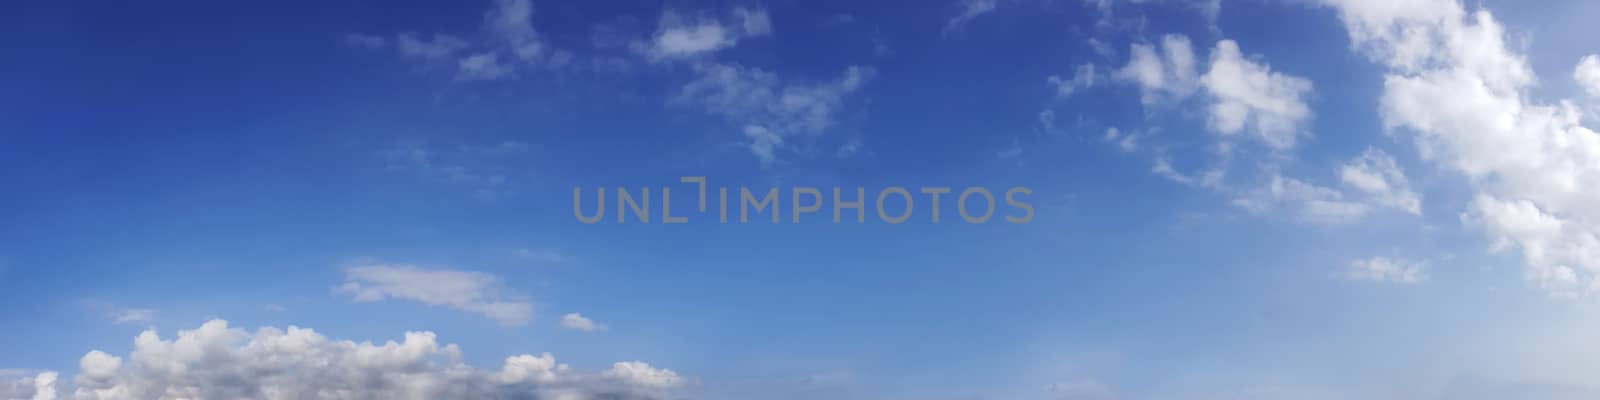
[[1233, 172, 1371, 225], [513, 248, 570, 264], [340, 33, 388, 50], [110, 309, 155, 325], [1345, 256, 1429, 284], [1230, 149, 1420, 225], [379, 141, 523, 200], [1338, 147, 1421, 215], [837, 137, 864, 158], [1114, 35, 1199, 106], [743, 125, 784, 166], [0, 370, 56, 400], [674, 63, 874, 166], [394, 33, 470, 61], [944, 0, 998, 33], [457, 52, 515, 81], [997, 139, 1023, 159], [346, 0, 559, 81], [81, 301, 156, 326], [1048, 64, 1098, 98], [560, 313, 608, 332], [336, 264, 533, 326], [1575, 55, 1600, 97], [1320, 0, 1600, 296], [1463, 195, 1596, 296], [1200, 40, 1315, 150], [13, 319, 681, 400], [483, 0, 545, 62], [1103, 127, 1138, 152], [640, 8, 771, 60], [1049, 378, 1117, 400]]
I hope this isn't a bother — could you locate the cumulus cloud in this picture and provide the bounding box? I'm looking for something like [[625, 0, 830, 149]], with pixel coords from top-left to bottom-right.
[[1576, 55, 1600, 97], [7, 319, 681, 400], [1201, 40, 1315, 150], [1345, 256, 1429, 284], [673, 63, 875, 166], [1319, 0, 1600, 296], [337, 264, 533, 326], [559, 313, 607, 332], [1115, 34, 1199, 105], [639, 7, 771, 60], [0, 370, 56, 400]]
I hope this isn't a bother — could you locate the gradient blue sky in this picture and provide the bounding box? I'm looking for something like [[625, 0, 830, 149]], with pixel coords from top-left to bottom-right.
[[7, 0, 1600, 399]]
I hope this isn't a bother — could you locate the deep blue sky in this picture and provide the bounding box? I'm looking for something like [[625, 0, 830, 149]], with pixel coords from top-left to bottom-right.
[[6, 0, 1600, 399]]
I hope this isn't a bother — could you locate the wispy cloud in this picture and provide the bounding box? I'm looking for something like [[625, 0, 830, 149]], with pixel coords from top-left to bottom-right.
[[336, 263, 533, 326], [943, 0, 998, 33], [1344, 257, 1429, 284], [81, 300, 156, 325], [379, 140, 527, 200]]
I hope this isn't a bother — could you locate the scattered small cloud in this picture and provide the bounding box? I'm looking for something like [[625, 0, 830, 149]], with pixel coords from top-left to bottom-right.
[[672, 63, 875, 166], [514, 248, 572, 264], [1048, 64, 1097, 98], [1575, 54, 1600, 97], [336, 263, 534, 326], [81, 300, 156, 325], [1200, 39, 1315, 151], [342, 0, 565, 81], [560, 313, 608, 332], [944, 0, 998, 33], [636, 7, 771, 61], [1345, 256, 1429, 284], [380, 140, 526, 200]]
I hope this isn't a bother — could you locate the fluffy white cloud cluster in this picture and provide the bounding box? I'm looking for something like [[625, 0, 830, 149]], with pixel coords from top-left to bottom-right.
[[1116, 34, 1200, 106], [1099, 22, 1435, 228], [337, 264, 533, 326], [6, 319, 681, 400], [674, 63, 875, 165], [1320, 0, 1600, 296], [1576, 55, 1600, 98], [1345, 256, 1429, 284], [0, 370, 56, 400], [1113, 35, 1315, 151], [1202, 40, 1315, 150]]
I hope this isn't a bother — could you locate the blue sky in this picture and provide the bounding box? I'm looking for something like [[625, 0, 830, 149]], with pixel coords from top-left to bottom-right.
[[7, 0, 1600, 399]]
